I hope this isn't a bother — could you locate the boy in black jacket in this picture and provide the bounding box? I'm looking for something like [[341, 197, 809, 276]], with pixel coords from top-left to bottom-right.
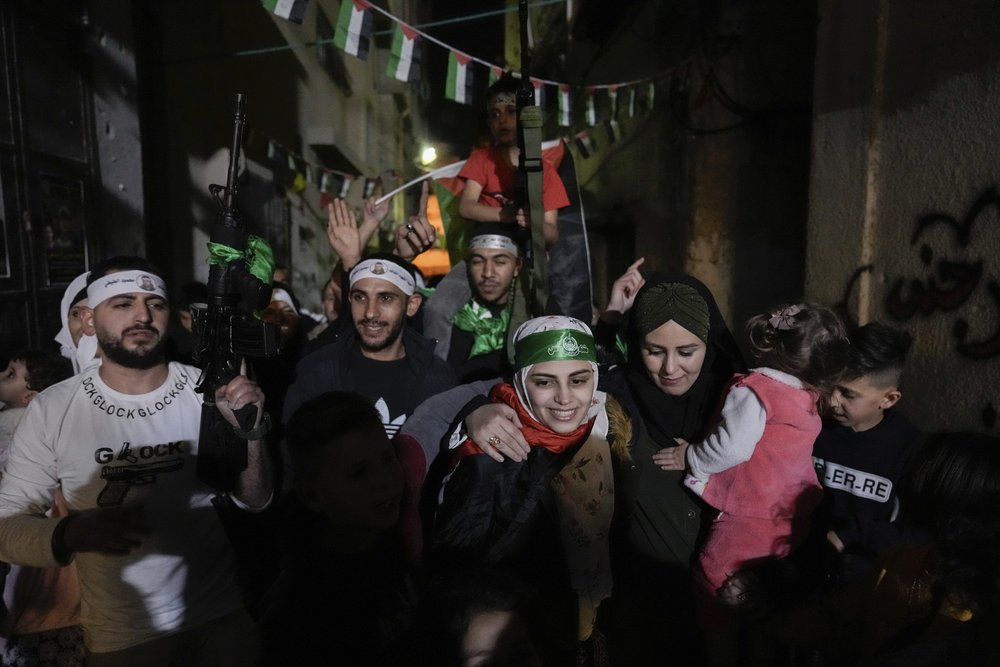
[[812, 323, 922, 585]]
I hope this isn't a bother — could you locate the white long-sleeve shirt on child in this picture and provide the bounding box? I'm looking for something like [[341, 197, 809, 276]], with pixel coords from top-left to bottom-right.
[[685, 368, 804, 496]]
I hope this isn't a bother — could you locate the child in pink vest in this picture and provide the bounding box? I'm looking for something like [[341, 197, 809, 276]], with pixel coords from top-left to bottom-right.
[[657, 303, 848, 665]]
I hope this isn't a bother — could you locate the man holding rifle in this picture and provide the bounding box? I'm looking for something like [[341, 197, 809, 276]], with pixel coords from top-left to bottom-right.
[[0, 256, 272, 664]]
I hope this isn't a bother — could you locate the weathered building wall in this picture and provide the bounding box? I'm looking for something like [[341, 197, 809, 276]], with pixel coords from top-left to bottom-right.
[[806, 0, 1000, 431], [567, 1, 816, 334], [141, 0, 419, 311]]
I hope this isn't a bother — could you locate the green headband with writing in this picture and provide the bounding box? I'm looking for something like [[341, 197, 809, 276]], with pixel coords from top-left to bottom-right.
[[515, 329, 597, 370]]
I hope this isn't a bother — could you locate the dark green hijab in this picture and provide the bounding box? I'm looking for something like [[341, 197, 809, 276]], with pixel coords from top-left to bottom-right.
[[625, 273, 746, 445]]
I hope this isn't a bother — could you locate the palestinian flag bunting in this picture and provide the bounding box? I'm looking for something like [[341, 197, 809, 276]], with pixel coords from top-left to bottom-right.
[[531, 78, 545, 109], [585, 88, 597, 126], [488, 66, 504, 86], [558, 85, 571, 126], [334, 0, 373, 60], [608, 85, 619, 118], [386, 23, 421, 83], [446, 51, 474, 104], [261, 0, 307, 24], [339, 174, 354, 198]]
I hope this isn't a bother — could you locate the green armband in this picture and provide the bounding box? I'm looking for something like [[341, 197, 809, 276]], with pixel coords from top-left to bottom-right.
[[234, 412, 271, 440]]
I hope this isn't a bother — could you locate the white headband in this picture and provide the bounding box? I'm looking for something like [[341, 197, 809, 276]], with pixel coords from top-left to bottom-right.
[[468, 234, 519, 256], [269, 288, 297, 312], [349, 259, 415, 296], [87, 270, 168, 307]]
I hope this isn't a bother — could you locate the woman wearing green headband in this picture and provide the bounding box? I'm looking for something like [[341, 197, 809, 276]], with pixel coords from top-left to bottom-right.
[[431, 315, 632, 661]]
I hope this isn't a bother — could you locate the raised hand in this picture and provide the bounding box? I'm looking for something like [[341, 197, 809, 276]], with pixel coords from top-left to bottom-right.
[[394, 181, 438, 260], [605, 257, 646, 315], [326, 198, 363, 269]]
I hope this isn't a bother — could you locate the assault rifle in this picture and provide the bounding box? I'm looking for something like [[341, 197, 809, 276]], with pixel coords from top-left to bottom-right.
[[190, 94, 280, 493], [515, 0, 548, 315]]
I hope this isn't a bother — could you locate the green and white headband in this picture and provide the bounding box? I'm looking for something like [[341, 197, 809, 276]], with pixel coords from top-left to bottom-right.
[[514, 316, 597, 370]]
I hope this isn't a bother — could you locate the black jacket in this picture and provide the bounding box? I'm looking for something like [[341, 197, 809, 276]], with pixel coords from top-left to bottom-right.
[[282, 324, 456, 425]]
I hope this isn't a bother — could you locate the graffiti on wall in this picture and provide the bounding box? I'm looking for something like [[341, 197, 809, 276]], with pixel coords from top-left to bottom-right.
[[835, 188, 1000, 430], [885, 187, 1000, 361]]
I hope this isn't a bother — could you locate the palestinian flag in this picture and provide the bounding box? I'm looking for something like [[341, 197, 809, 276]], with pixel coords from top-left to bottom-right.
[[574, 130, 594, 159], [628, 86, 636, 117], [558, 84, 571, 127], [531, 78, 546, 109], [488, 66, 504, 86], [446, 51, 474, 104], [647, 81, 656, 110], [261, 0, 307, 24], [364, 177, 377, 198], [585, 87, 597, 126], [334, 0, 373, 60], [608, 85, 618, 118], [339, 174, 354, 198], [386, 23, 421, 83]]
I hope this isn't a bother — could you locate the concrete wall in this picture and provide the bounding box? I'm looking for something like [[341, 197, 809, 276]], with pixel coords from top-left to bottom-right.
[[568, 0, 816, 337], [806, 0, 1000, 431]]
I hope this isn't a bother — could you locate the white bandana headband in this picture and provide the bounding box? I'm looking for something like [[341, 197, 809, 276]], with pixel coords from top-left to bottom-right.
[[487, 91, 516, 112], [349, 259, 415, 296], [87, 270, 168, 307], [269, 288, 297, 312], [55, 271, 99, 373], [468, 233, 519, 256]]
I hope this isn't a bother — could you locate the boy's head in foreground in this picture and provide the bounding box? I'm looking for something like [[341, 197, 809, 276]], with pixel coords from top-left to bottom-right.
[[0, 349, 73, 409], [828, 323, 911, 432], [285, 391, 403, 545]]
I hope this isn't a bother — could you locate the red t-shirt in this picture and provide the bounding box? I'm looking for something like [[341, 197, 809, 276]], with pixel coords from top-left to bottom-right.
[[458, 146, 571, 212]]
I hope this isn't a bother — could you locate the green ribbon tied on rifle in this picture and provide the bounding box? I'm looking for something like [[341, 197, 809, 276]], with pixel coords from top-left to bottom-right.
[[207, 235, 276, 288], [452, 301, 511, 359]]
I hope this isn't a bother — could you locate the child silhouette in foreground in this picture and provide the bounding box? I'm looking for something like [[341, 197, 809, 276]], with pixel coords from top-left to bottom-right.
[[259, 391, 415, 666]]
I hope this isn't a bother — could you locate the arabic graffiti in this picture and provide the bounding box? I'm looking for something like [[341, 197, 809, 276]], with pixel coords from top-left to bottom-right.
[[884, 187, 1000, 361]]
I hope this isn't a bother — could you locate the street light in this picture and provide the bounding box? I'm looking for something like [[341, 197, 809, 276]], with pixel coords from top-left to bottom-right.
[[419, 145, 437, 166]]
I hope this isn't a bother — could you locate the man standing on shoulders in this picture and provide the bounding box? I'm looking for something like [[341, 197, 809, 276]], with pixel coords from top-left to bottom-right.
[[0, 257, 272, 665], [284, 253, 455, 437], [424, 224, 522, 383]]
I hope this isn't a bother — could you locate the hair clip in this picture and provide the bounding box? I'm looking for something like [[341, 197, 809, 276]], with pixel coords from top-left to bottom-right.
[[768, 304, 802, 330]]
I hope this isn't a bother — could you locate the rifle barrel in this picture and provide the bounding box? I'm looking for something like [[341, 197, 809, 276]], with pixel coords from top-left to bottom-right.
[[224, 93, 246, 210]]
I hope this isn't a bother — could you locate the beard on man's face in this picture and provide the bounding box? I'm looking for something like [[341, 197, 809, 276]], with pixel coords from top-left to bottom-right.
[[355, 313, 406, 354], [97, 325, 167, 370]]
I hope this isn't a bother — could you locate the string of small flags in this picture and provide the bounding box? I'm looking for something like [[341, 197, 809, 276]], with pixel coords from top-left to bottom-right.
[[260, 0, 664, 129], [250, 127, 388, 207]]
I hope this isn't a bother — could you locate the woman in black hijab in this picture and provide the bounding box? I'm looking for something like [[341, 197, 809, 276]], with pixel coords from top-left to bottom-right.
[[597, 269, 746, 665]]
